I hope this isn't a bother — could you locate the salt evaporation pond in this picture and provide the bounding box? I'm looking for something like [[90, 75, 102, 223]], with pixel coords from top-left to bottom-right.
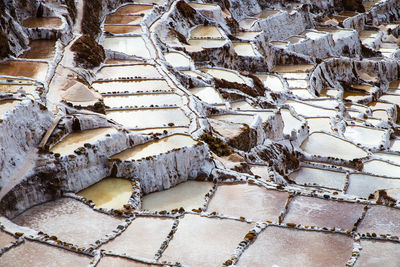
[[112, 4, 153, 15], [190, 25, 223, 38], [93, 80, 170, 94], [280, 109, 302, 135], [104, 25, 142, 34], [141, 181, 213, 211], [347, 174, 400, 198], [284, 100, 337, 117], [22, 17, 62, 29], [190, 86, 225, 104], [103, 93, 182, 108], [343, 125, 385, 148], [105, 14, 142, 24], [164, 52, 191, 68], [111, 134, 197, 161], [199, 68, 246, 84], [103, 37, 151, 58], [78, 178, 133, 209], [289, 167, 346, 190], [50, 127, 117, 155], [363, 160, 400, 177], [0, 61, 48, 81], [20, 40, 56, 60], [256, 74, 284, 92], [98, 64, 162, 79], [106, 108, 190, 128], [301, 132, 367, 160], [306, 117, 332, 133], [233, 42, 257, 56]]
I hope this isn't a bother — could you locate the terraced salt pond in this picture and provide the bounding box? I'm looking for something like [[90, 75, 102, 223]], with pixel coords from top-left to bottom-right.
[[103, 93, 182, 108], [207, 184, 289, 221], [186, 39, 227, 50], [111, 4, 153, 15], [289, 167, 346, 190], [13, 198, 123, 247], [20, 40, 56, 60], [105, 14, 142, 24], [284, 100, 337, 117], [233, 42, 257, 56], [190, 25, 223, 39], [77, 178, 133, 209], [190, 86, 224, 104], [301, 132, 368, 160], [235, 31, 262, 40], [22, 17, 63, 29], [343, 125, 385, 148], [98, 64, 162, 79], [111, 134, 197, 161], [141, 181, 213, 211], [164, 52, 191, 68], [199, 68, 246, 84], [50, 127, 117, 156], [93, 80, 171, 94], [103, 37, 150, 58], [374, 153, 400, 165], [0, 99, 20, 117], [0, 61, 48, 81], [106, 108, 190, 128], [0, 83, 37, 94], [280, 109, 303, 135], [347, 173, 400, 198], [212, 114, 254, 125], [237, 227, 353, 267], [256, 74, 284, 92], [104, 25, 142, 34], [306, 117, 332, 133], [363, 160, 400, 177]]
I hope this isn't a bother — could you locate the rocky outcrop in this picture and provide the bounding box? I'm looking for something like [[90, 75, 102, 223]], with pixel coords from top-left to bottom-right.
[[0, 98, 53, 191], [71, 34, 105, 68], [112, 142, 213, 194], [342, 0, 365, 12]]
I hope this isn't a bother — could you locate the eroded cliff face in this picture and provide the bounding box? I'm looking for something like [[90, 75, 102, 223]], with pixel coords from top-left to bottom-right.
[[1, 0, 400, 266]]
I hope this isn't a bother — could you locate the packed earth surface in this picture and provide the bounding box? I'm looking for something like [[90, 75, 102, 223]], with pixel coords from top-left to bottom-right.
[[1, 0, 400, 266]]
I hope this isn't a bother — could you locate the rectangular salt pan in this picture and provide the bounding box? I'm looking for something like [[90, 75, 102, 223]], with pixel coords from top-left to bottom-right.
[[111, 134, 197, 160], [106, 108, 190, 128]]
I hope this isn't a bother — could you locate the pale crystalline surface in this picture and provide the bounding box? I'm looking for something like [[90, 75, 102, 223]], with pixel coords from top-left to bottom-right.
[[288, 167, 346, 190], [301, 132, 368, 160], [363, 160, 400, 178], [0, 231, 16, 248], [111, 134, 197, 160], [97, 256, 160, 267], [101, 217, 174, 259], [207, 184, 289, 221], [358, 206, 400, 236], [93, 80, 171, 94], [106, 109, 190, 128], [103, 37, 151, 58], [161, 214, 253, 266], [0, 241, 90, 267], [347, 173, 400, 198], [284, 196, 365, 229], [355, 240, 400, 267], [237, 226, 353, 267], [141, 181, 213, 211], [13, 198, 123, 247]]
